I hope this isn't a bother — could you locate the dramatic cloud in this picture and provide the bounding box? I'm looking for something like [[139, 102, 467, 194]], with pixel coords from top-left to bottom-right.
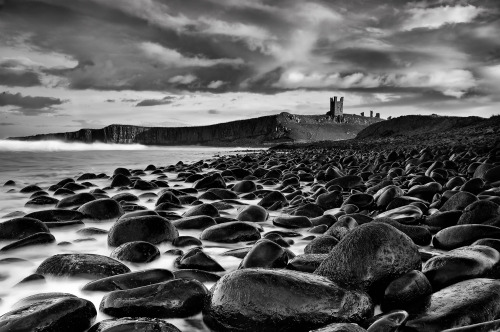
[[136, 96, 177, 107], [0, 0, 498, 137], [403, 5, 485, 31], [0, 92, 65, 113]]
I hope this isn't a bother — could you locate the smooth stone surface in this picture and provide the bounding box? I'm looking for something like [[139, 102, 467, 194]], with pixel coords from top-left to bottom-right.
[[203, 268, 373, 332], [286, 254, 328, 273], [0, 232, 55, 251], [173, 269, 221, 283], [440, 192, 478, 211], [25, 209, 84, 222], [108, 215, 178, 247], [404, 278, 500, 332], [78, 198, 124, 221], [200, 221, 261, 243], [311, 323, 367, 332], [457, 201, 500, 225], [381, 270, 432, 312], [100, 279, 208, 318], [172, 216, 217, 230], [36, 253, 130, 279], [0, 217, 50, 240], [55, 192, 95, 208], [423, 245, 500, 291], [238, 239, 288, 269], [174, 247, 225, 272], [0, 295, 96, 332], [315, 223, 421, 299], [110, 241, 160, 263], [433, 225, 500, 250], [82, 269, 174, 292], [236, 205, 268, 222], [273, 215, 312, 228], [88, 317, 181, 332], [183, 203, 220, 218], [304, 235, 339, 254]]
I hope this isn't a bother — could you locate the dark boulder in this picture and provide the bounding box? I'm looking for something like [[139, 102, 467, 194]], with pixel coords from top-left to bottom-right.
[[108, 215, 178, 247], [88, 317, 181, 332], [110, 241, 160, 263], [239, 239, 288, 269], [200, 221, 261, 243], [202, 268, 373, 332], [36, 253, 130, 279], [82, 269, 174, 292], [0, 217, 50, 240], [78, 198, 124, 221], [100, 279, 208, 318]]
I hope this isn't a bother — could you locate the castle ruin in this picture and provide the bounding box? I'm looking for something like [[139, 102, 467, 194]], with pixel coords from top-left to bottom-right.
[[327, 96, 344, 122]]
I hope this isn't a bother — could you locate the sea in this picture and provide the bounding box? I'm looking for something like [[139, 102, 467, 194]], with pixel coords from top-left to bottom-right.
[[0, 140, 273, 331]]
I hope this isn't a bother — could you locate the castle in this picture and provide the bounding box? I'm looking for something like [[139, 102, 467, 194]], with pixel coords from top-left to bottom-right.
[[327, 96, 344, 122]]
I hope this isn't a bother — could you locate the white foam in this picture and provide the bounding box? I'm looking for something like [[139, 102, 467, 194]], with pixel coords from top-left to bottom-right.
[[0, 140, 151, 152]]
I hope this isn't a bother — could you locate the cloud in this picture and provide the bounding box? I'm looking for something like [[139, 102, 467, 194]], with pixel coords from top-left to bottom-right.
[[0, 67, 42, 87], [168, 74, 197, 85], [139, 42, 244, 68], [403, 5, 485, 30], [207, 109, 219, 114], [0, 122, 16, 126], [207, 80, 226, 89], [136, 96, 177, 107], [0, 92, 65, 110]]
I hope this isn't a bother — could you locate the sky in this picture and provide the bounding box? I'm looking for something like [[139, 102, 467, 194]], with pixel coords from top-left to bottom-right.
[[0, 0, 499, 138]]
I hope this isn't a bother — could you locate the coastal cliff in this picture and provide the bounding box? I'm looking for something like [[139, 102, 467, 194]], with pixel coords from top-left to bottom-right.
[[12, 112, 383, 146]]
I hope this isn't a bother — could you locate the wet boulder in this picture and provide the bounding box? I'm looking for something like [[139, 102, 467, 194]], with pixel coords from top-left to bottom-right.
[[78, 198, 124, 221], [36, 253, 130, 279], [174, 247, 225, 272], [238, 239, 288, 269], [100, 279, 208, 318], [315, 223, 421, 300], [172, 216, 217, 230], [110, 241, 160, 263], [236, 205, 268, 222], [381, 270, 432, 312], [405, 278, 500, 332], [200, 221, 261, 243], [183, 203, 220, 218], [0, 295, 96, 332], [88, 317, 181, 332], [0, 217, 50, 240], [82, 269, 175, 292], [108, 215, 178, 247], [202, 268, 373, 332], [433, 225, 500, 250]]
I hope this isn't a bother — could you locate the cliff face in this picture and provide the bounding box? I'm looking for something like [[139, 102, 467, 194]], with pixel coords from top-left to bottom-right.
[[12, 113, 383, 146]]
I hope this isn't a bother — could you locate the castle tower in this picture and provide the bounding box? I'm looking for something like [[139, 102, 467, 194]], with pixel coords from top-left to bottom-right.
[[370, 110, 373, 118], [327, 96, 344, 117]]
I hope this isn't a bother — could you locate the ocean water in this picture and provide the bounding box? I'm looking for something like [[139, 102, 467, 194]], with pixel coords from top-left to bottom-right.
[[0, 140, 278, 331]]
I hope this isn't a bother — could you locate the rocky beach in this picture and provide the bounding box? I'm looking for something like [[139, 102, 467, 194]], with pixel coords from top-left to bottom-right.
[[0, 115, 499, 331]]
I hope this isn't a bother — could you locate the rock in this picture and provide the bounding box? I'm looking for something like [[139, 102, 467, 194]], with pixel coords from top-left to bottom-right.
[[424, 210, 462, 230], [457, 201, 500, 225], [20, 184, 42, 193], [325, 217, 358, 240], [173, 269, 221, 283], [112, 192, 138, 202], [25, 196, 59, 206], [484, 165, 500, 183], [292, 203, 324, 218], [172, 236, 202, 247], [55, 192, 95, 208], [200, 221, 261, 243], [433, 225, 500, 250], [82, 269, 174, 292], [110, 241, 160, 263], [0, 296, 96, 331], [36, 253, 130, 279], [174, 247, 225, 272], [113, 167, 131, 176], [326, 175, 363, 189], [236, 205, 268, 222], [110, 174, 132, 187], [287, 254, 328, 273], [258, 191, 287, 209], [203, 268, 373, 332], [76, 227, 108, 236], [375, 205, 423, 224], [239, 239, 288, 269], [0, 232, 55, 251], [172, 215, 217, 230], [404, 278, 500, 332], [365, 310, 408, 332], [304, 235, 339, 254], [87, 317, 181, 332], [183, 203, 220, 218], [156, 191, 181, 206], [315, 223, 421, 300], [77, 198, 124, 221], [423, 245, 500, 291], [0, 217, 50, 240], [108, 215, 178, 247], [374, 218, 432, 246], [381, 270, 432, 312], [311, 323, 366, 332], [25, 209, 84, 222], [15, 273, 46, 286], [343, 194, 374, 210], [100, 279, 208, 318], [440, 192, 478, 211], [273, 215, 312, 228], [194, 173, 226, 190], [232, 180, 257, 193], [316, 191, 343, 210]]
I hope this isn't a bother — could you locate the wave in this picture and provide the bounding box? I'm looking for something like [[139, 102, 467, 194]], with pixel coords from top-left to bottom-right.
[[0, 140, 151, 152]]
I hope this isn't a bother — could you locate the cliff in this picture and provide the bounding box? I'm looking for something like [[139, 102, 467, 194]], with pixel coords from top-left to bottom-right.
[[11, 112, 383, 146]]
